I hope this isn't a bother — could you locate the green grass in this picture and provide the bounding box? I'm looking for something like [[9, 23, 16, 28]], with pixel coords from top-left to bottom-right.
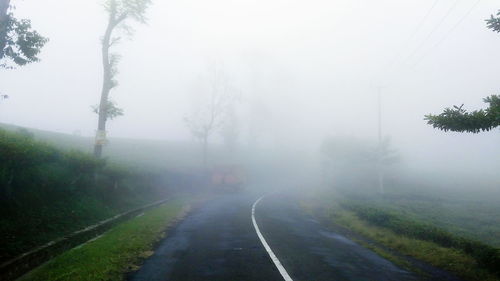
[[20, 199, 189, 281], [301, 192, 499, 281], [0, 128, 175, 263], [329, 208, 498, 281], [340, 203, 500, 274], [358, 187, 500, 248]]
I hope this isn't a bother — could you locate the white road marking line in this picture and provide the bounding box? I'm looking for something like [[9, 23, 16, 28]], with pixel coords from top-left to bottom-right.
[[252, 196, 294, 281]]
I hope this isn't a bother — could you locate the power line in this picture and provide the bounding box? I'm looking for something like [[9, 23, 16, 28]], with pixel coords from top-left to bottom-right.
[[384, 0, 441, 72], [374, 0, 479, 91], [411, 0, 482, 67], [410, 0, 442, 40], [401, 0, 462, 65]]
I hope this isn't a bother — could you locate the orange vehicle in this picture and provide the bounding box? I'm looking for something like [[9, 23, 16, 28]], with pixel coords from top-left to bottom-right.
[[211, 165, 246, 192]]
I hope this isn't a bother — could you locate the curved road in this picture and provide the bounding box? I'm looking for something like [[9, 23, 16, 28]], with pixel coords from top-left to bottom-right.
[[128, 191, 424, 281]]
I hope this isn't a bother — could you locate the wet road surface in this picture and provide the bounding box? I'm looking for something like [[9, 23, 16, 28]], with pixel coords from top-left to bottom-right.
[[128, 192, 419, 281]]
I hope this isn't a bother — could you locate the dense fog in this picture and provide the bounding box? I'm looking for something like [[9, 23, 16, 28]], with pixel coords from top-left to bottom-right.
[[2, 2, 500, 280], [1, 0, 499, 178]]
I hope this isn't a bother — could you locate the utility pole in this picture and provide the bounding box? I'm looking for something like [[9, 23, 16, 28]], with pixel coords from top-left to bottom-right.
[[377, 87, 385, 194]]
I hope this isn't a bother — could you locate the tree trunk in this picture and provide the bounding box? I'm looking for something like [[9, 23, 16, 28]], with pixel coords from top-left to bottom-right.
[[94, 14, 116, 158], [202, 135, 208, 168], [0, 0, 11, 60]]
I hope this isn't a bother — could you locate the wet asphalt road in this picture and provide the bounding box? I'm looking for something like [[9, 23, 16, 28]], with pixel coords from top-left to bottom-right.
[[128, 191, 419, 281]]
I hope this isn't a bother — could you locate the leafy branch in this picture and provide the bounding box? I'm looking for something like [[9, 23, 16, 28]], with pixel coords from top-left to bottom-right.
[[92, 100, 124, 121], [0, 8, 48, 68], [425, 95, 500, 133], [486, 10, 500, 33]]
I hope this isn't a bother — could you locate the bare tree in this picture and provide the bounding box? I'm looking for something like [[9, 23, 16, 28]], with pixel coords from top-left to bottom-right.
[[184, 65, 236, 166], [93, 0, 151, 158]]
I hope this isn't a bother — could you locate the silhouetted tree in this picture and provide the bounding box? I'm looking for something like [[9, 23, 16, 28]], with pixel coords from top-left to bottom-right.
[[94, 0, 151, 158], [321, 136, 398, 194], [0, 0, 47, 69], [184, 65, 236, 166]]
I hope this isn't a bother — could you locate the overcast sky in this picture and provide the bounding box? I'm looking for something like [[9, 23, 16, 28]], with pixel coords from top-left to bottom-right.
[[1, 0, 499, 175]]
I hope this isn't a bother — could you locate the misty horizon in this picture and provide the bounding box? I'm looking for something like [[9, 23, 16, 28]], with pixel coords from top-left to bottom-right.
[[1, 0, 499, 175]]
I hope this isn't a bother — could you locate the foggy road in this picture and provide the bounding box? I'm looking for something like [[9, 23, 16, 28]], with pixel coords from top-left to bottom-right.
[[128, 190, 421, 281]]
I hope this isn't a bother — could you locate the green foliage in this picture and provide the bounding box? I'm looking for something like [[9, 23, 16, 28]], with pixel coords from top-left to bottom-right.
[[0, 129, 170, 264], [425, 15, 500, 134], [0, 129, 58, 170], [64, 150, 105, 174], [486, 10, 500, 33], [104, 0, 152, 25], [0, 10, 48, 68], [425, 95, 500, 133], [92, 100, 124, 121], [343, 203, 500, 276], [16, 127, 34, 139], [108, 53, 121, 89]]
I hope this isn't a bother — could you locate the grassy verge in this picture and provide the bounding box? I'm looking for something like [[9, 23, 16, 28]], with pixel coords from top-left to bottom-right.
[[341, 203, 499, 275], [0, 128, 178, 263], [20, 199, 189, 281], [301, 195, 499, 281]]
